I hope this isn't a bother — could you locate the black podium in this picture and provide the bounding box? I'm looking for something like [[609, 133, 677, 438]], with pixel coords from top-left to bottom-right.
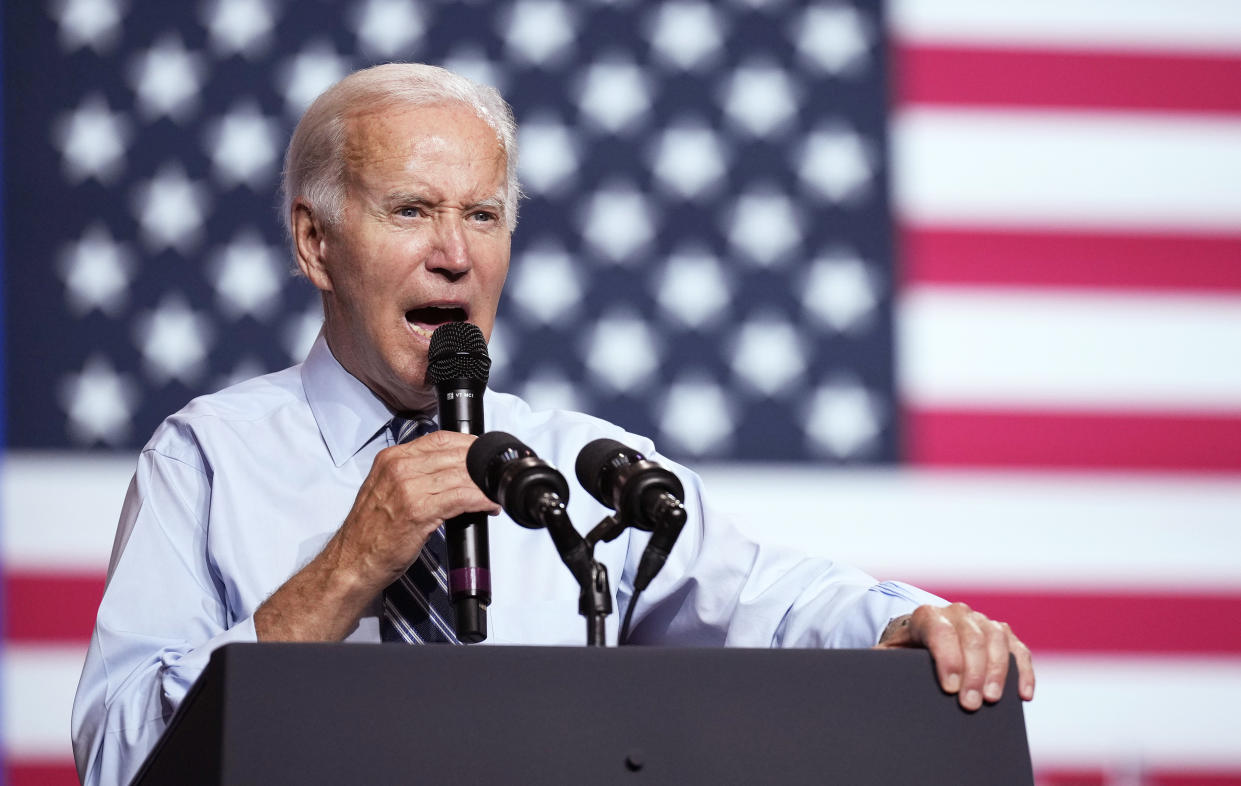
[[135, 643, 1033, 785]]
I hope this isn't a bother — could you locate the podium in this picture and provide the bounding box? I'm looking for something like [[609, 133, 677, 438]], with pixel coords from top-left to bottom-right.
[[134, 643, 1033, 785]]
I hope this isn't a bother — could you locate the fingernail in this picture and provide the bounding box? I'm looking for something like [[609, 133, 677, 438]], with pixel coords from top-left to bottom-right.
[[944, 673, 961, 693], [964, 689, 981, 709], [984, 681, 1001, 701]]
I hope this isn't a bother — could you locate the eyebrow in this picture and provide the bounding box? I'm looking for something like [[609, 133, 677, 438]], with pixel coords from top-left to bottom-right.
[[385, 191, 507, 217]]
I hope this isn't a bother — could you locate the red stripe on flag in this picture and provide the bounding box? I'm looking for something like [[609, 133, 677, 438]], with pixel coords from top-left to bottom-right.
[[897, 44, 1241, 114], [919, 589, 1241, 654], [902, 226, 1241, 291], [6, 761, 79, 786], [907, 409, 1241, 472], [1036, 770, 1241, 786], [3, 570, 103, 643]]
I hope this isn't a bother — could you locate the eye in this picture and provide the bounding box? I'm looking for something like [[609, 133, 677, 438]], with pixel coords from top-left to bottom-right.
[[397, 205, 423, 218], [470, 209, 499, 224]]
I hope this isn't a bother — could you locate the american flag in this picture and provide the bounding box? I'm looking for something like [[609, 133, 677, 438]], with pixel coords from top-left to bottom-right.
[[3, 0, 1240, 783]]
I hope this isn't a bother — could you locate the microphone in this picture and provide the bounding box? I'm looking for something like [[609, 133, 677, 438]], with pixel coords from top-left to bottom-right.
[[467, 431, 591, 574], [467, 431, 570, 530], [427, 321, 491, 643], [574, 439, 688, 592]]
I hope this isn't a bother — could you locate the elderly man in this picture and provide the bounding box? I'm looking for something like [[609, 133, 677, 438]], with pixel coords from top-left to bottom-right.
[[72, 63, 1033, 785]]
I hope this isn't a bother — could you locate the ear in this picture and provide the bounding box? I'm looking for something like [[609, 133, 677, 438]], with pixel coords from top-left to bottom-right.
[[292, 198, 333, 293]]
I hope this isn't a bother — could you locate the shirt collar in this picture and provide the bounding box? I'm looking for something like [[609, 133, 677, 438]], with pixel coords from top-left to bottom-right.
[[301, 334, 398, 467]]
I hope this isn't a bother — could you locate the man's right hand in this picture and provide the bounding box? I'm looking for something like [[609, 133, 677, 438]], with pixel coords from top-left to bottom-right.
[[254, 429, 498, 642], [335, 429, 500, 587]]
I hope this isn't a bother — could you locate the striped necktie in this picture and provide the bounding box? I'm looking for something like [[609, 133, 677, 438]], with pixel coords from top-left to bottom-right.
[[379, 415, 461, 644]]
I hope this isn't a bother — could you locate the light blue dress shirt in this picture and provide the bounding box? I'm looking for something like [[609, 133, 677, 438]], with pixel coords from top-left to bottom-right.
[[71, 335, 943, 785]]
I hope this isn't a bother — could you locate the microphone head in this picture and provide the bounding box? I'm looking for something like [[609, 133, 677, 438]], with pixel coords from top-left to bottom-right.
[[467, 430, 531, 499], [574, 438, 643, 509], [467, 430, 570, 529], [427, 322, 490, 386]]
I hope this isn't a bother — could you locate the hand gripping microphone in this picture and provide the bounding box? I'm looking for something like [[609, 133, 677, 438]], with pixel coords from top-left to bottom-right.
[[427, 321, 491, 643], [575, 439, 688, 593], [467, 431, 591, 574]]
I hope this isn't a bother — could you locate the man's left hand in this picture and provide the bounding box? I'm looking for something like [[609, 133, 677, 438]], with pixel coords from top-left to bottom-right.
[[875, 603, 1035, 711]]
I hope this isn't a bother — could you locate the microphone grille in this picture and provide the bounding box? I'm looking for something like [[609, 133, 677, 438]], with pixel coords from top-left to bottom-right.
[[466, 430, 528, 497], [427, 322, 491, 385], [574, 438, 640, 506]]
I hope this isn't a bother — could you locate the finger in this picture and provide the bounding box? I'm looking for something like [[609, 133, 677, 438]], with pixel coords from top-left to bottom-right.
[[424, 482, 502, 520], [951, 607, 988, 711], [981, 618, 1010, 704], [1008, 628, 1036, 701], [385, 436, 474, 471], [913, 606, 964, 697]]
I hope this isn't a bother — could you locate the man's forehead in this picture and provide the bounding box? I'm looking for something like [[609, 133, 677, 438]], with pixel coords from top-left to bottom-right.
[[344, 102, 503, 162]]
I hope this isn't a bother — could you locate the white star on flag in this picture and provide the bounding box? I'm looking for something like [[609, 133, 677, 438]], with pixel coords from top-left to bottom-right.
[[659, 375, 735, 455], [509, 244, 583, 325], [58, 354, 139, 446], [132, 164, 210, 254], [128, 33, 205, 122], [649, 122, 728, 199], [654, 249, 732, 329], [52, 0, 124, 53], [208, 229, 287, 319], [517, 367, 587, 413], [579, 183, 656, 264], [58, 223, 134, 316], [281, 301, 325, 364], [201, 0, 276, 57], [647, 1, 725, 71], [802, 250, 880, 333], [795, 4, 871, 76], [133, 295, 216, 385], [722, 62, 799, 137], [54, 94, 131, 184], [727, 188, 802, 267], [518, 116, 581, 195], [799, 126, 873, 203], [729, 315, 807, 397], [577, 59, 652, 133], [804, 378, 885, 459], [582, 312, 662, 392], [441, 47, 506, 92], [204, 102, 282, 189], [504, 0, 575, 65], [279, 42, 352, 116], [351, 0, 424, 57]]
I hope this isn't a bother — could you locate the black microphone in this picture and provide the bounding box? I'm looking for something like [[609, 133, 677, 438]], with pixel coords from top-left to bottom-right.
[[467, 431, 570, 531], [427, 321, 491, 643], [575, 439, 688, 592], [467, 431, 592, 572]]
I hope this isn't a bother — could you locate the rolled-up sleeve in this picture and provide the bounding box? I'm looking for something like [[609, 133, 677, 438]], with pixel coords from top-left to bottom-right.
[[71, 443, 258, 786]]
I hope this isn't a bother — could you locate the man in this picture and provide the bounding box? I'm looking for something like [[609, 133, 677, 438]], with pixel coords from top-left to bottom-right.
[[72, 63, 1034, 785]]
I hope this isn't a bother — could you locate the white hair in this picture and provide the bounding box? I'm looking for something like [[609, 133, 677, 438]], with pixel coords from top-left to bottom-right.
[[281, 63, 521, 246]]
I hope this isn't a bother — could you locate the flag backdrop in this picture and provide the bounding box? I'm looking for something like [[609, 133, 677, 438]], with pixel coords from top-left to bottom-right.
[[4, 0, 1241, 783]]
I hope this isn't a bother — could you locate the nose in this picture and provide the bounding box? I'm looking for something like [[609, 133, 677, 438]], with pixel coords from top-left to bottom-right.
[[427, 214, 471, 280]]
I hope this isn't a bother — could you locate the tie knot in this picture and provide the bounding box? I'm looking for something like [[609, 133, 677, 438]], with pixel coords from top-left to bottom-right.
[[390, 415, 437, 445]]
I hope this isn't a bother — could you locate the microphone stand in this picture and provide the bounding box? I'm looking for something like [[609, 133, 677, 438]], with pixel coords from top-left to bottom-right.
[[533, 496, 612, 647]]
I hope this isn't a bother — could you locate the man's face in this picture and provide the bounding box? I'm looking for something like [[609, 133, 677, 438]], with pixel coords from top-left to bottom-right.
[[299, 102, 511, 412]]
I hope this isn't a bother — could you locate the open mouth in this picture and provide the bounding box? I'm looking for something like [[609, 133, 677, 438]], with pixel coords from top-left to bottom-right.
[[405, 305, 468, 336]]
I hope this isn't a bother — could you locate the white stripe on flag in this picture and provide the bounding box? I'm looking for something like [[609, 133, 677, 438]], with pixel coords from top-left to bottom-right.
[[3, 644, 87, 760], [893, 108, 1241, 230], [897, 288, 1241, 411], [1025, 655, 1241, 769], [890, 0, 1241, 53], [2, 452, 133, 570]]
